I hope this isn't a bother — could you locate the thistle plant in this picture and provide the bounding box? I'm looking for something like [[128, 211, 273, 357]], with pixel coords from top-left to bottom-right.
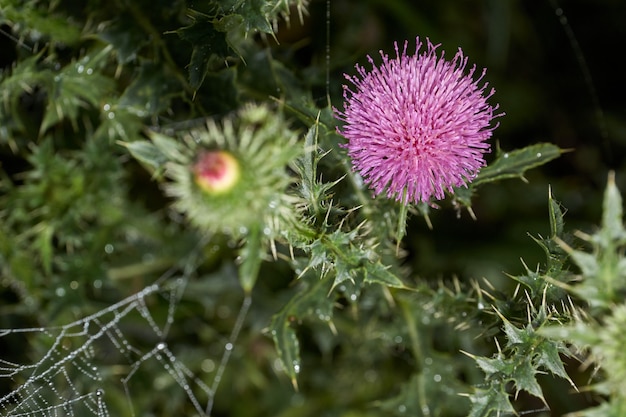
[[0, 1, 620, 417]]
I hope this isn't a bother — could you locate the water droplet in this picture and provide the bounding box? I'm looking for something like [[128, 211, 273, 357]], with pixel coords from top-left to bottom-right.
[[397, 405, 407, 413], [238, 226, 248, 235], [201, 359, 215, 373], [273, 358, 284, 371], [156, 342, 166, 351], [394, 335, 403, 344], [293, 362, 300, 374], [477, 301, 485, 310], [55, 287, 66, 297], [86, 68, 93, 75], [424, 357, 433, 366], [77, 64, 84, 73], [107, 112, 115, 120], [536, 152, 542, 158], [225, 342, 233, 351], [503, 153, 509, 158], [95, 389, 104, 397], [70, 281, 79, 290], [349, 294, 357, 301], [103, 103, 111, 111], [433, 374, 442, 382], [263, 227, 271, 236], [93, 279, 102, 289], [104, 244, 114, 254]]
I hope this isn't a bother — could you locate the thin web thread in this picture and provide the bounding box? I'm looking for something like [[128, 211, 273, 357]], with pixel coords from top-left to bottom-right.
[[547, 0, 610, 158], [325, 0, 331, 108], [205, 294, 252, 416], [0, 237, 249, 417]]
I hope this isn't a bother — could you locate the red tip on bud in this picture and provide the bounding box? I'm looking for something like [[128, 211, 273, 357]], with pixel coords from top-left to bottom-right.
[[193, 150, 240, 194]]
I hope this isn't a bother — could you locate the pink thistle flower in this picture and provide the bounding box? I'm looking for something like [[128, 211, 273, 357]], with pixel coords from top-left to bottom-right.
[[335, 37, 501, 205]]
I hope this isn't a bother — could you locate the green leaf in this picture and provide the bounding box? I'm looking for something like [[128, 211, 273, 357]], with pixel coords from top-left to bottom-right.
[[473, 143, 563, 187], [99, 14, 149, 63], [364, 262, 407, 289], [2, 3, 82, 45], [175, 13, 231, 91], [536, 340, 575, 387], [236, 0, 273, 34], [473, 355, 512, 377], [548, 186, 565, 238], [500, 314, 525, 346], [269, 311, 301, 388], [238, 224, 263, 293], [567, 249, 599, 279], [119, 62, 182, 117], [511, 360, 544, 401], [467, 386, 515, 417], [35, 223, 54, 275], [601, 171, 626, 243], [149, 132, 188, 164], [269, 275, 334, 387], [40, 46, 115, 133], [123, 140, 168, 173]]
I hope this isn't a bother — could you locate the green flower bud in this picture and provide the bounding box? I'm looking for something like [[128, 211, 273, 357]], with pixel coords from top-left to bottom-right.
[[158, 104, 301, 238]]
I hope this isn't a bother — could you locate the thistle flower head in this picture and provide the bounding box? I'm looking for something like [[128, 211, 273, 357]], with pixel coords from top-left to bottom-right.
[[335, 37, 500, 205], [162, 104, 300, 237]]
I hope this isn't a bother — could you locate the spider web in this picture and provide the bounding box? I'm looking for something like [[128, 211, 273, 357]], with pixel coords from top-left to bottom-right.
[[0, 263, 250, 417]]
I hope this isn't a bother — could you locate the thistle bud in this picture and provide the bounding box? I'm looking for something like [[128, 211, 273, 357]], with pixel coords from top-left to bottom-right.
[[193, 150, 240, 194]]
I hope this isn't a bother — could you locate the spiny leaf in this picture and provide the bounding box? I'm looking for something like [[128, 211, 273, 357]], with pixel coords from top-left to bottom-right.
[[238, 224, 263, 293], [548, 186, 565, 238], [269, 275, 334, 388], [40, 47, 115, 133], [2, 3, 82, 45], [511, 360, 544, 401], [118, 62, 182, 117], [99, 14, 149, 63], [601, 171, 626, 243], [364, 262, 407, 289], [174, 13, 230, 91], [536, 340, 575, 388], [269, 312, 301, 389], [237, 0, 274, 34], [467, 386, 515, 417], [473, 143, 564, 187], [123, 140, 168, 173]]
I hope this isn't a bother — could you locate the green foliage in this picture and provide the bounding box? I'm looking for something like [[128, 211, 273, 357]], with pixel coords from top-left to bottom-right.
[[1, 1, 619, 417]]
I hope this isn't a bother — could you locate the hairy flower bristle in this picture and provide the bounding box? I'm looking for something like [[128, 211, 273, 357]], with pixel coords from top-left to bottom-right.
[[335, 37, 501, 205]]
